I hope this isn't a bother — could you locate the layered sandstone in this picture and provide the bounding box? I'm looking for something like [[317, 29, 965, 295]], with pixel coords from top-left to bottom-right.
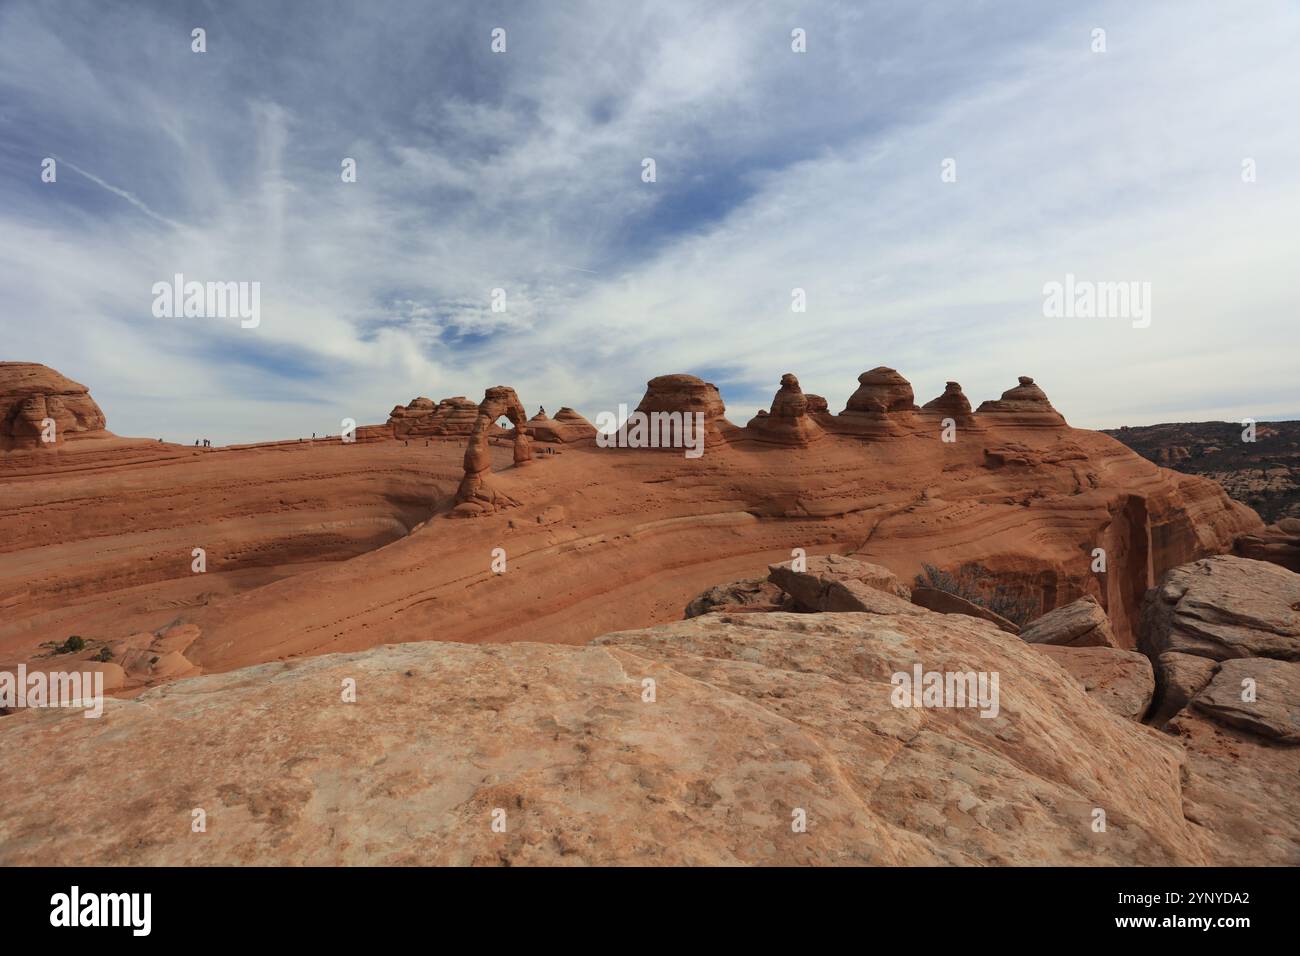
[[388, 396, 480, 438], [976, 376, 1067, 428], [523, 406, 597, 443], [0, 364, 1261, 681], [1139, 555, 1300, 661], [0, 362, 108, 451], [1235, 518, 1300, 573], [745, 373, 825, 446], [633, 373, 732, 447]]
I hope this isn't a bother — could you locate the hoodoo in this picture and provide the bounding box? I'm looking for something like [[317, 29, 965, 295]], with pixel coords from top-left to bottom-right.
[[922, 381, 974, 418], [976, 376, 1068, 427], [746, 373, 825, 446], [832, 366, 919, 437], [634, 373, 733, 448]]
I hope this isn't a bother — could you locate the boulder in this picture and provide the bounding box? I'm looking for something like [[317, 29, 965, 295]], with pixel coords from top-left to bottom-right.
[[1033, 645, 1154, 722], [1190, 657, 1300, 743], [1019, 596, 1117, 648], [1148, 651, 1218, 727], [910, 586, 1020, 634], [1139, 555, 1300, 661], [767, 554, 916, 614]]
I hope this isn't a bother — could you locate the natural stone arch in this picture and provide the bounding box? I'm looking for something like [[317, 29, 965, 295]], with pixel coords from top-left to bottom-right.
[[453, 386, 531, 516]]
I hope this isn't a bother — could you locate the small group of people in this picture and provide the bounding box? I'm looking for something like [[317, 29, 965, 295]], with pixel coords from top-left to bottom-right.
[[193, 438, 212, 447]]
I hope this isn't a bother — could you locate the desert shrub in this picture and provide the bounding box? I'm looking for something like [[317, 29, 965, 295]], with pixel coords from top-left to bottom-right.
[[92, 646, 114, 662], [56, 635, 86, 654], [915, 563, 1037, 627]]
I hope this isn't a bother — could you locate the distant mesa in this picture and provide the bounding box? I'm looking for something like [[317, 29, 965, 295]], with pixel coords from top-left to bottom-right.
[[0, 362, 109, 451], [746, 373, 824, 446], [975, 376, 1067, 427]]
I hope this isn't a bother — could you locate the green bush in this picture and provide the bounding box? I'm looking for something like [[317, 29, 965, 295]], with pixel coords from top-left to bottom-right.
[[56, 635, 86, 654], [92, 646, 114, 662]]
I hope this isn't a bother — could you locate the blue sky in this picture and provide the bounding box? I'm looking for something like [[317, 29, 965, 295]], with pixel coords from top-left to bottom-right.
[[2, 0, 1297, 442]]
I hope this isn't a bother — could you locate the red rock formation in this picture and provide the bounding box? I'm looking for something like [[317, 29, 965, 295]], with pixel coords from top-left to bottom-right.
[[1235, 518, 1300, 573], [976, 376, 1067, 427], [388, 395, 480, 438], [633, 373, 732, 447], [922, 381, 974, 418], [0, 363, 1262, 675], [829, 367, 919, 438], [0, 362, 108, 451], [745, 373, 825, 446], [523, 406, 597, 443], [453, 385, 531, 516]]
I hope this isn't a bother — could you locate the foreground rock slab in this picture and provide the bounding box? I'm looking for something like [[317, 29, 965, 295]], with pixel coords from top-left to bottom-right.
[[1033, 645, 1154, 722], [0, 612, 1210, 866], [1190, 658, 1300, 743], [1140, 555, 1300, 661], [1020, 596, 1117, 648]]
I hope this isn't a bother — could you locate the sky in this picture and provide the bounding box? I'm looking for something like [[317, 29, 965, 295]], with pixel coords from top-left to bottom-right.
[[1, 0, 1297, 443]]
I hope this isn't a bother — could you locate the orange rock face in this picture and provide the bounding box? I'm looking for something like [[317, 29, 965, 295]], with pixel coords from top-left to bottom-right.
[[0, 362, 108, 451], [746, 373, 825, 446], [976, 376, 1067, 427], [0, 363, 1262, 690]]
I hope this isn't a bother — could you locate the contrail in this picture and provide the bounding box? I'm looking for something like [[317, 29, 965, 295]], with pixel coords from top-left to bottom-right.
[[54, 156, 184, 230]]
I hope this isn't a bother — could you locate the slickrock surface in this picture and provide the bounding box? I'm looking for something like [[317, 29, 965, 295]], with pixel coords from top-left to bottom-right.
[[1033, 645, 1154, 722], [1139, 555, 1300, 661], [1189, 657, 1300, 743], [0, 362, 108, 450], [1020, 596, 1117, 648], [0, 610, 1214, 866]]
